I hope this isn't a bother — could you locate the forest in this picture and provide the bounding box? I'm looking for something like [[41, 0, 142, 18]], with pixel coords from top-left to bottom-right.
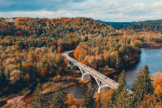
[[102, 19, 162, 33], [0, 17, 162, 108]]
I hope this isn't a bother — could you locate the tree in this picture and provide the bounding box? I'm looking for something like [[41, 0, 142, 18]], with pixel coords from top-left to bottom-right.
[[142, 65, 154, 94], [66, 94, 76, 108], [73, 49, 81, 59], [57, 46, 62, 53], [102, 88, 114, 108], [130, 65, 154, 107], [96, 93, 102, 108], [81, 60, 88, 65], [9, 69, 22, 84], [115, 87, 130, 108], [40, 68, 46, 77], [154, 77, 162, 101], [81, 86, 95, 108], [31, 83, 48, 108], [116, 70, 126, 95], [94, 63, 97, 70], [51, 85, 68, 108], [139, 94, 157, 108]]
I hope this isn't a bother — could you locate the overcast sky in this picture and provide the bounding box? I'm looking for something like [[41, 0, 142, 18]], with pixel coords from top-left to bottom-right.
[[0, 0, 162, 22]]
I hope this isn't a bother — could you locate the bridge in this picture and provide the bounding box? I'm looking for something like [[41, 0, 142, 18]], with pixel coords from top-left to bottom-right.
[[62, 50, 132, 93]]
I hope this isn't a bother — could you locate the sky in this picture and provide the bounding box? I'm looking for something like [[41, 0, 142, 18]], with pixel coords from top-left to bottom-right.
[[0, 0, 162, 22]]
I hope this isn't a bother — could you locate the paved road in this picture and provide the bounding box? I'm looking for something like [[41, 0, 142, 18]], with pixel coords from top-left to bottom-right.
[[62, 50, 132, 93]]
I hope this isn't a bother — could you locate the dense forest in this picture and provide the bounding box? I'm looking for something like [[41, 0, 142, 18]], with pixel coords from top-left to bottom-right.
[[101, 19, 162, 33], [0, 17, 162, 108]]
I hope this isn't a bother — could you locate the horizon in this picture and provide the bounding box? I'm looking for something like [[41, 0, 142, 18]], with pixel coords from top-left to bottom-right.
[[0, 0, 162, 22]]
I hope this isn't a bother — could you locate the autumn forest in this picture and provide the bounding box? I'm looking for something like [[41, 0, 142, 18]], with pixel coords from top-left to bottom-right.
[[0, 17, 162, 108]]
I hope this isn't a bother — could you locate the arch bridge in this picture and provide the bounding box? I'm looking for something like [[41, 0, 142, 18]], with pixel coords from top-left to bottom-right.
[[63, 51, 132, 93]]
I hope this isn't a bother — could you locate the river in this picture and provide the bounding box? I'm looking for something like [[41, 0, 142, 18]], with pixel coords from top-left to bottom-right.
[[48, 47, 162, 101], [2, 47, 161, 107]]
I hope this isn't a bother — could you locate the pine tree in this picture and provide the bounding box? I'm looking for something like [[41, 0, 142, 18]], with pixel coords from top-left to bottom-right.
[[51, 85, 68, 108], [130, 65, 154, 108], [142, 64, 154, 94], [103, 91, 114, 108], [116, 70, 126, 95], [31, 83, 48, 108], [115, 87, 130, 108], [81, 86, 95, 108], [112, 70, 126, 105]]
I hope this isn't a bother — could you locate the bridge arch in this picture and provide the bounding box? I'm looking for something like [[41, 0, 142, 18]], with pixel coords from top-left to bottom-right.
[[82, 73, 100, 89], [98, 85, 111, 93], [71, 65, 84, 75]]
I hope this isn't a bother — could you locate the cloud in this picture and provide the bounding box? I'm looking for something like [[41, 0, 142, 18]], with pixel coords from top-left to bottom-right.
[[0, 0, 162, 22]]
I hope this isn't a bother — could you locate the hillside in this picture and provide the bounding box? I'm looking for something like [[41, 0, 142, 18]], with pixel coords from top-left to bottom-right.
[[100, 19, 162, 33]]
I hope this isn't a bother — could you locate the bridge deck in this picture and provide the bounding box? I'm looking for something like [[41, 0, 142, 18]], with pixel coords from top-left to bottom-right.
[[62, 51, 132, 94]]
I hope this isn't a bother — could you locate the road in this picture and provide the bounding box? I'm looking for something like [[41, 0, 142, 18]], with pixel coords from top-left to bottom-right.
[[62, 50, 132, 93]]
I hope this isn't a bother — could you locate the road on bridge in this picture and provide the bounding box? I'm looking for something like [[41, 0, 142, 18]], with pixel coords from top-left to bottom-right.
[[62, 50, 132, 94]]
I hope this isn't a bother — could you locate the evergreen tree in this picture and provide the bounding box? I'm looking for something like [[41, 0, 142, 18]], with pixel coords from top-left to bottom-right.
[[112, 70, 126, 105], [115, 87, 130, 108], [103, 91, 115, 108], [130, 65, 154, 107], [142, 64, 154, 94], [116, 70, 126, 95], [81, 86, 95, 108], [51, 85, 68, 108], [31, 83, 48, 108]]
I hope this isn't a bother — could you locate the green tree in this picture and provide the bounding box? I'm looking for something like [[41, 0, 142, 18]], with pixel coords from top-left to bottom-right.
[[142, 64, 154, 94], [130, 65, 154, 108], [31, 83, 48, 108], [116, 70, 126, 95], [115, 87, 130, 108], [112, 70, 126, 104], [81, 86, 96, 108], [51, 85, 68, 108]]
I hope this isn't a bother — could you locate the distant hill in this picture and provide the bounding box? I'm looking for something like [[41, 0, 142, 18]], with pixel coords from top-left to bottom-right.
[[99, 19, 162, 33]]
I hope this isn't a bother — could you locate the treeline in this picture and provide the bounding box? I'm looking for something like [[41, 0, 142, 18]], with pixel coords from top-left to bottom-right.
[[26, 65, 162, 108], [0, 17, 114, 41], [73, 30, 162, 70], [102, 19, 162, 33], [73, 36, 141, 69]]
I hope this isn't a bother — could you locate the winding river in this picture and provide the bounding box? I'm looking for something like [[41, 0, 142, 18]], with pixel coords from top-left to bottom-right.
[[2, 47, 162, 107], [48, 47, 162, 101]]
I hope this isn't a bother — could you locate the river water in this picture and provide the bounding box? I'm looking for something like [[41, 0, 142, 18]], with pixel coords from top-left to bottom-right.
[[1, 47, 162, 107], [47, 47, 162, 101]]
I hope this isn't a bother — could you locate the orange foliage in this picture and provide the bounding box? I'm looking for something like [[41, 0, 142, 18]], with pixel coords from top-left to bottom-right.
[[57, 46, 62, 53], [96, 88, 114, 105], [64, 58, 68, 65], [84, 36, 87, 40], [29, 31, 33, 34], [70, 105, 77, 108], [81, 60, 88, 65], [40, 68, 46, 77], [154, 77, 162, 86], [73, 49, 81, 59], [46, 22, 50, 25], [94, 63, 97, 69], [115, 65, 119, 69], [12, 57, 17, 60], [66, 94, 76, 107], [23, 74, 30, 82], [139, 94, 157, 108], [154, 77, 162, 101]]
